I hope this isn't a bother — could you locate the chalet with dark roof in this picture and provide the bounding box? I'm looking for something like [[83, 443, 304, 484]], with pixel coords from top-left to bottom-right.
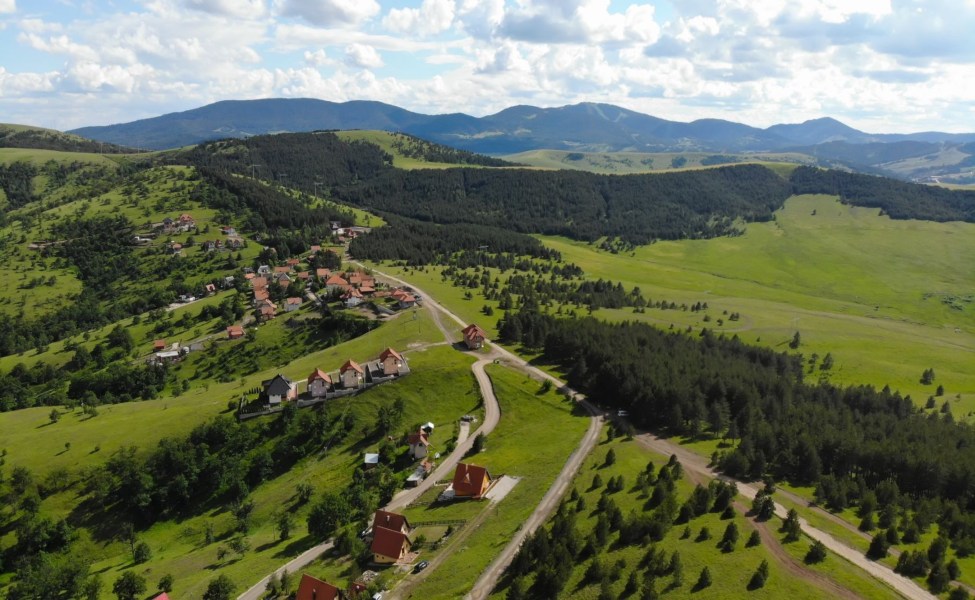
[[371, 525, 411, 564], [262, 374, 297, 405]]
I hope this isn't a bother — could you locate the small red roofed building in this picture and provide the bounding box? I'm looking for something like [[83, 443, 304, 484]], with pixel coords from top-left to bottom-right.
[[316, 268, 331, 280], [285, 297, 303, 312], [370, 525, 412, 565], [379, 348, 404, 376], [205, 283, 216, 295], [451, 463, 492, 499], [295, 573, 340, 600], [372, 510, 411, 535], [178, 213, 194, 226], [226, 325, 245, 339], [308, 368, 332, 398], [251, 276, 268, 289], [340, 359, 364, 389], [462, 324, 487, 350], [390, 288, 416, 309], [325, 274, 351, 292], [259, 301, 277, 321], [153, 339, 166, 351], [286, 258, 300, 267], [151, 593, 171, 600], [407, 428, 430, 459], [274, 265, 293, 274]]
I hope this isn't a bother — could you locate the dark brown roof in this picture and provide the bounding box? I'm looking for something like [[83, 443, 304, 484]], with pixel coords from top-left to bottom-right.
[[452, 462, 491, 497], [372, 510, 410, 533], [370, 525, 410, 560], [295, 574, 340, 600]]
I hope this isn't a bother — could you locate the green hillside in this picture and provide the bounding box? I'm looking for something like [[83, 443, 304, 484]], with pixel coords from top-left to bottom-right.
[[335, 130, 515, 169], [502, 149, 813, 174]]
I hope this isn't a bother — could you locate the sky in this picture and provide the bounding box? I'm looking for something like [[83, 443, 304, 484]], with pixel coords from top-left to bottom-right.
[[1, 0, 974, 133]]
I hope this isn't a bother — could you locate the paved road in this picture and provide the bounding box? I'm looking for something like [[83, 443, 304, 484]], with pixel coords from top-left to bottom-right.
[[639, 434, 935, 600]]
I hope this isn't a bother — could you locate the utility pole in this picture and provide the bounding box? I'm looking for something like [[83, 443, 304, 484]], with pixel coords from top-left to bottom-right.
[[249, 164, 262, 179]]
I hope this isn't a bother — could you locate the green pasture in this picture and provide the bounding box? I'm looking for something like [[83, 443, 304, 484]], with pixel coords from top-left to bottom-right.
[[500, 149, 812, 174], [335, 130, 472, 170], [540, 195, 975, 411], [0, 147, 119, 167]]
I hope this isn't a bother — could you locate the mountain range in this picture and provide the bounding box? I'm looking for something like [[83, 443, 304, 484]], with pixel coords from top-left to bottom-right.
[[68, 98, 975, 181]]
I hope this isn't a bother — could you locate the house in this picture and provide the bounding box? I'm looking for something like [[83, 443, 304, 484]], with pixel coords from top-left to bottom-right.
[[285, 297, 303, 312], [407, 429, 430, 459], [372, 510, 411, 535], [274, 265, 293, 274], [330, 221, 343, 230], [451, 463, 492, 499], [307, 368, 332, 398], [406, 461, 432, 487], [227, 325, 245, 339], [295, 271, 311, 281], [340, 359, 364, 389], [296, 574, 340, 600], [205, 283, 216, 295], [371, 525, 412, 564], [259, 303, 277, 321], [342, 288, 363, 308], [391, 289, 416, 309], [262, 374, 297, 405], [226, 236, 244, 249], [316, 268, 331, 280], [178, 213, 195, 227], [309, 245, 322, 254], [286, 258, 301, 267], [257, 265, 272, 276], [251, 276, 268, 290], [379, 348, 405, 376], [275, 272, 293, 287], [325, 274, 351, 292], [220, 226, 237, 236], [153, 339, 166, 351], [168, 242, 183, 255], [253, 288, 270, 303], [462, 324, 488, 350]]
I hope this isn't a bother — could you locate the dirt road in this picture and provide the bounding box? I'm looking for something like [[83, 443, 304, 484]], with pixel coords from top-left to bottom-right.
[[639, 434, 935, 600]]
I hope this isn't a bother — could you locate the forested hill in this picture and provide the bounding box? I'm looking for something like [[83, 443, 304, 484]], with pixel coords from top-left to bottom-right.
[[791, 166, 975, 222], [336, 164, 792, 244], [0, 124, 136, 154]]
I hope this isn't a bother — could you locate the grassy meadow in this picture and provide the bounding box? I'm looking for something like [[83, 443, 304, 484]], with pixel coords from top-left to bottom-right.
[[335, 130, 477, 170], [500, 149, 814, 174], [540, 195, 975, 414]]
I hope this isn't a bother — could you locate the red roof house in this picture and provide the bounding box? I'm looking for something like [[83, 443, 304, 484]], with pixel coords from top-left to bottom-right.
[[407, 428, 430, 459], [371, 525, 412, 564], [462, 324, 488, 350], [340, 359, 364, 389], [151, 594, 170, 600], [372, 510, 411, 534], [226, 325, 244, 339], [153, 339, 166, 351], [452, 463, 492, 499], [295, 573, 340, 600], [379, 347, 404, 376], [307, 368, 332, 398]]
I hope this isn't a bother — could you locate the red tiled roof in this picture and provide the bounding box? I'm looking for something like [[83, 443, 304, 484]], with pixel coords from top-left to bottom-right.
[[254, 289, 269, 301], [227, 325, 244, 337], [340, 359, 363, 374], [325, 275, 349, 286], [153, 339, 166, 349], [251, 276, 268, 289], [274, 266, 292, 273], [370, 526, 410, 561], [244, 272, 256, 280], [379, 347, 403, 362], [295, 573, 340, 600], [408, 430, 429, 446], [152, 594, 171, 600], [342, 288, 363, 299], [316, 268, 330, 278], [286, 297, 303, 305], [308, 368, 331, 384], [462, 324, 487, 340], [452, 463, 491, 497], [372, 510, 410, 533], [286, 258, 300, 266]]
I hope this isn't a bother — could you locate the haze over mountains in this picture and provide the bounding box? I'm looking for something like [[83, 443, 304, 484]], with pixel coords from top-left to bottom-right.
[[68, 98, 975, 181]]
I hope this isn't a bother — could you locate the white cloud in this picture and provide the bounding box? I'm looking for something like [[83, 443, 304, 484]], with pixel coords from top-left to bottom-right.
[[344, 43, 383, 68], [383, 0, 455, 36], [497, 0, 660, 45], [275, 0, 380, 27], [303, 49, 331, 67], [18, 33, 100, 61], [185, 0, 267, 19], [0, 0, 15, 14]]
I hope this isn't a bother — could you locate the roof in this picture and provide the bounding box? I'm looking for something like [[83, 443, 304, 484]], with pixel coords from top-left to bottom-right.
[[308, 368, 331, 384], [364, 453, 379, 465], [452, 463, 492, 497], [316, 268, 331, 278], [295, 574, 340, 600], [264, 374, 294, 396], [463, 324, 487, 340], [153, 339, 166, 348], [274, 266, 292, 273], [226, 325, 244, 336], [408, 430, 429, 446], [370, 525, 410, 560], [325, 274, 350, 286], [372, 510, 410, 532], [286, 297, 303, 305], [251, 276, 268, 289], [379, 347, 403, 362], [152, 594, 171, 600], [342, 288, 363, 299], [260, 305, 276, 316], [340, 359, 364, 375], [254, 289, 270, 301]]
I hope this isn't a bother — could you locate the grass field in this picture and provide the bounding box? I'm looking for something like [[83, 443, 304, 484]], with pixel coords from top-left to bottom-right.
[[486, 437, 896, 599], [335, 130, 479, 170], [500, 149, 814, 174], [0, 147, 121, 166], [540, 195, 975, 413]]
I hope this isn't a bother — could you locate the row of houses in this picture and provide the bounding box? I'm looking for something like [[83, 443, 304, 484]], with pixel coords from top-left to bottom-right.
[[259, 348, 410, 406]]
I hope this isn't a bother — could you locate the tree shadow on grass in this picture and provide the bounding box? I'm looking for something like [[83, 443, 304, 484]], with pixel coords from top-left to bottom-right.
[[273, 534, 318, 559]]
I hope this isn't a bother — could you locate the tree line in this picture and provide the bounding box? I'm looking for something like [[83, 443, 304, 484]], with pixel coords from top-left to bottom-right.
[[497, 309, 975, 560]]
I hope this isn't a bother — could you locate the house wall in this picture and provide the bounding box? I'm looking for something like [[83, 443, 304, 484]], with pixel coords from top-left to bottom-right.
[[309, 379, 329, 398], [341, 370, 361, 388]]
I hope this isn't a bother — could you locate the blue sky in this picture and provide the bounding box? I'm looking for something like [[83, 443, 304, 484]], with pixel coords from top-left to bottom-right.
[[1, 0, 974, 132]]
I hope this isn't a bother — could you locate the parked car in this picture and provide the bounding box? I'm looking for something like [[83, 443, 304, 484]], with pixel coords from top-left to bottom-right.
[[414, 560, 429, 573]]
